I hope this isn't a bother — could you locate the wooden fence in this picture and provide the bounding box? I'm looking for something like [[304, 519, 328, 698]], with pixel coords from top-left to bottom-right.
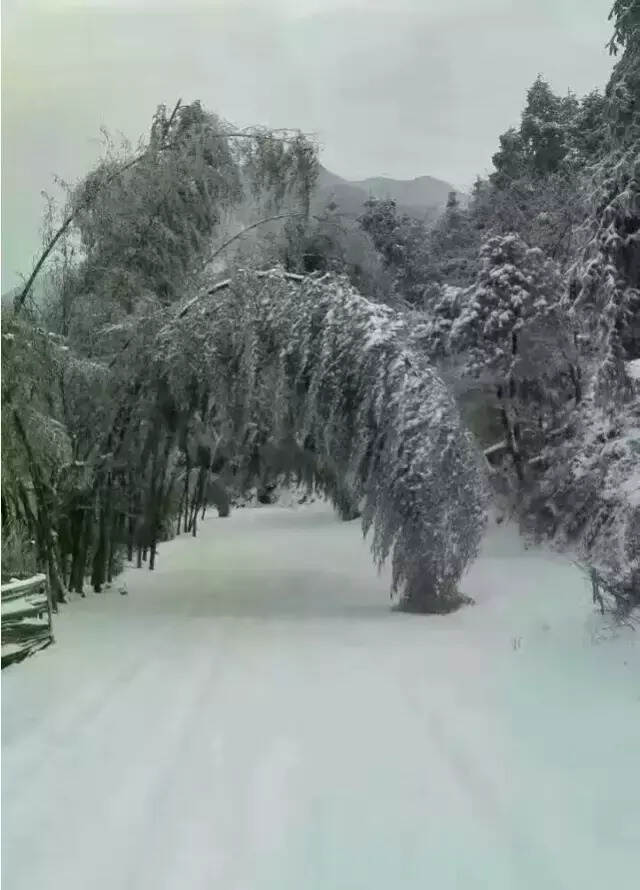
[[1, 574, 54, 668]]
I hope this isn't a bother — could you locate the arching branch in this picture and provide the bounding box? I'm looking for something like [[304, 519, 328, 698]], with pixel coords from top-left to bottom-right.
[[154, 269, 488, 611], [208, 212, 305, 265]]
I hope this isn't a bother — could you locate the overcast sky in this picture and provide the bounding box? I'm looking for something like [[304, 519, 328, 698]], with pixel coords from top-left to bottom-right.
[[2, 0, 614, 290]]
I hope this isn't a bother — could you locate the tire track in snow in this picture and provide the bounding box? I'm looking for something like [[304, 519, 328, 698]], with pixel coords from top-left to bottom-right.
[[2, 616, 183, 803], [3, 620, 242, 890], [425, 708, 562, 890], [389, 632, 566, 890]]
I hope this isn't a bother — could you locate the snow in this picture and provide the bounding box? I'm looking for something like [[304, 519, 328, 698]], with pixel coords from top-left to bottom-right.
[[2, 503, 639, 889], [1, 574, 47, 596], [626, 358, 640, 381]]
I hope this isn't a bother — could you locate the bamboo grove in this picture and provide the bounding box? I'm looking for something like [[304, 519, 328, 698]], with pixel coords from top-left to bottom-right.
[[1, 100, 487, 612]]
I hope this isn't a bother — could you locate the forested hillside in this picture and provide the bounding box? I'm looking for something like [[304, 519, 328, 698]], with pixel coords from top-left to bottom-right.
[[2, 1, 638, 618]]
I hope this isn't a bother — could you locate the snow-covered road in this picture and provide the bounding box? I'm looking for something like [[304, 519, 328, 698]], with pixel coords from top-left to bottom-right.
[[2, 503, 639, 889]]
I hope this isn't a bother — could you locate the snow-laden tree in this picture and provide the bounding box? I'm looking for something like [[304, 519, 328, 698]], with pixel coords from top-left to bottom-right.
[[362, 4, 640, 614], [447, 234, 566, 375], [569, 8, 640, 402], [150, 269, 488, 612], [492, 77, 579, 186], [523, 392, 640, 616], [415, 234, 577, 481], [523, 2, 640, 611]]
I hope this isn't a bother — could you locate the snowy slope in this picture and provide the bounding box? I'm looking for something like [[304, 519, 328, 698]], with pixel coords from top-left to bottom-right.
[[2, 503, 639, 889]]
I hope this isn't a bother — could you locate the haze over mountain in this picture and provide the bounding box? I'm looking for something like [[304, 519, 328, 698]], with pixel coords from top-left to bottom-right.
[[314, 165, 455, 221]]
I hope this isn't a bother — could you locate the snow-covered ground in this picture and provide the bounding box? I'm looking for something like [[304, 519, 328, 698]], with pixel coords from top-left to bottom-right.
[[2, 503, 639, 889]]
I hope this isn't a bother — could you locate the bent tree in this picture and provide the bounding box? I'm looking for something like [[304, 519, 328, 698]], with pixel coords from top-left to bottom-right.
[[150, 270, 488, 612]]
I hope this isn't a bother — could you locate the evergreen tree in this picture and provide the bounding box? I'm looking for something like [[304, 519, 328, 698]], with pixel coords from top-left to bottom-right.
[[358, 199, 432, 307]]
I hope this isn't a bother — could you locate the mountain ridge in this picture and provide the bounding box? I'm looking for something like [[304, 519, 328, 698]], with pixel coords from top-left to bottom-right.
[[314, 165, 456, 221]]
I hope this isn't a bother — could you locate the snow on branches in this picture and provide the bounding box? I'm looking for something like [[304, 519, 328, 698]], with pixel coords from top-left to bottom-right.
[[447, 234, 566, 376], [154, 269, 488, 612]]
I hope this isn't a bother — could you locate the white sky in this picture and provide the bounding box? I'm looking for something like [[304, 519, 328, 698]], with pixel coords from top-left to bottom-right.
[[1, 0, 615, 290]]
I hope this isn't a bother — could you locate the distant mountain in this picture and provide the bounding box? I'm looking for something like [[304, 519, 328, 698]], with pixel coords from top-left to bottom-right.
[[355, 175, 454, 214], [313, 165, 456, 222]]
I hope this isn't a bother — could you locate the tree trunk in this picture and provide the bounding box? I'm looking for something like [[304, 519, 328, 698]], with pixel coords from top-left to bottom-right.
[[183, 452, 191, 533], [145, 432, 172, 570], [92, 471, 114, 593], [398, 574, 472, 615], [497, 383, 524, 483], [191, 466, 208, 535], [58, 537, 70, 592], [71, 509, 92, 596], [46, 542, 67, 613], [68, 507, 84, 588], [106, 514, 117, 585], [127, 483, 136, 561], [127, 517, 134, 562], [91, 517, 107, 592], [11, 409, 68, 605], [39, 510, 67, 607], [176, 492, 184, 535]]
